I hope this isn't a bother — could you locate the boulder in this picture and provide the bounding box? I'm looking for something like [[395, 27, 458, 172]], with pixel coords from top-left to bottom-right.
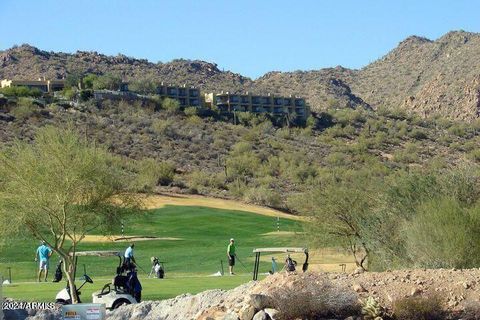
[[249, 294, 272, 310], [239, 305, 256, 320], [252, 310, 268, 320], [264, 308, 280, 319]]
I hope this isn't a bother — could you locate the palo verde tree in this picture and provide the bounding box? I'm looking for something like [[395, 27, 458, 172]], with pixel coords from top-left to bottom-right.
[[288, 172, 383, 270], [0, 126, 138, 303]]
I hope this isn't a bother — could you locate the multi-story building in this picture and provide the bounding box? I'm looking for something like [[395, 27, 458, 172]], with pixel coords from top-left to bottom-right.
[[1, 79, 65, 93], [204, 92, 310, 120], [156, 83, 201, 107]]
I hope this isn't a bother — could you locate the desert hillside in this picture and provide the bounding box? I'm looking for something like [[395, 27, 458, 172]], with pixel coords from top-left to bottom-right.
[[2, 30, 480, 120]]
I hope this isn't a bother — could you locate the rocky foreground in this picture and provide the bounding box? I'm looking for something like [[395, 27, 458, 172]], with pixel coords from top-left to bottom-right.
[[16, 269, 480, 319]]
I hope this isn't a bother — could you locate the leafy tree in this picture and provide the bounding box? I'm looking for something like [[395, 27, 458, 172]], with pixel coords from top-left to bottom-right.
[[93, 73, 122, 91], [128, 78, 157, 95], [0, 126, 138, 303], [65, 72, 84, 89], [289, 175, 382, 270], [82, 74, 98, 89]]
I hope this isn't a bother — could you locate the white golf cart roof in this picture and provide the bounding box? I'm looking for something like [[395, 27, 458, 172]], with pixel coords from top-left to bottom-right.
[[252, 247, 308, 253], [69, 251, 122, 257]]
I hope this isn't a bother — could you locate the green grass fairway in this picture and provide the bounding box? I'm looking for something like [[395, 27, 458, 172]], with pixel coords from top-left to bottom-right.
[[0, 204, 304, 301], [3, 275, 255, 302]]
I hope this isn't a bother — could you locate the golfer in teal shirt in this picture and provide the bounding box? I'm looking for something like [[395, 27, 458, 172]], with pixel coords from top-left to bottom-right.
[[35, 241, 52, 282]]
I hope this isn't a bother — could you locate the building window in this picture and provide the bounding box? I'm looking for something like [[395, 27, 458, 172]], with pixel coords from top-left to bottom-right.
[[252, 97, 260, 104], [167, 87, 177, 95], [189, 99, 199, 106], [189, 90, 199, 97], [295, 99, 304, 106], [261, 97, 270, 104]]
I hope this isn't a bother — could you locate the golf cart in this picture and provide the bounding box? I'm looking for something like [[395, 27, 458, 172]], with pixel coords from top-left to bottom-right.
[[252, 247, 309, 280], [55, 250, 141, 310]]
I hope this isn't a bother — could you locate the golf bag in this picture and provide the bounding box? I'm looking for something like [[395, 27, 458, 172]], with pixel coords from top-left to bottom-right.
[[150, 257, 165, 279], [285, 257, 297, 272], [126, 270, 142, 302], [52, 260, 63, 282]]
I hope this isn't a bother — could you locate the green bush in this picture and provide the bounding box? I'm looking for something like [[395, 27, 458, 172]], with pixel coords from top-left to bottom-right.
[[409, 128, 428, 140], [404, 198, 480, 268], [188, 170, 225, 192], [244, 185, 281, 208], [184, 106, 198, 117], [0, 86, 42, 97], [393, 295, 445, 320], [11, 98, 40, 120], [152, 119, 176, 137], [136, 158, 175, 191], [162, 97, 181, 115], [469, 149, 480, 163]]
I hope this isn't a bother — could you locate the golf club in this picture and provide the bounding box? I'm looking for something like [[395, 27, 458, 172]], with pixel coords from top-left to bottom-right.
[[135, 262, 149, 276], [235, 255, 250, 273]]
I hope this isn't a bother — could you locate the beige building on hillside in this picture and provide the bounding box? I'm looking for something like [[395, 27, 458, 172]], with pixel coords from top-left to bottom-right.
[[155, 83, 201, 107], [204, 92, 310, 120], [1, 78, 65, 93]]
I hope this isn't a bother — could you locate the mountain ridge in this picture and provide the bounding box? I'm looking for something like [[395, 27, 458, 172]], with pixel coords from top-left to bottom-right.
[[1, 30, 480, 120]]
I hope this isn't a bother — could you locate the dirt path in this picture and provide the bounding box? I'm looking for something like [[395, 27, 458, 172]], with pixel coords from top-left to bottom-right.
[[140, 193, 304, 221]]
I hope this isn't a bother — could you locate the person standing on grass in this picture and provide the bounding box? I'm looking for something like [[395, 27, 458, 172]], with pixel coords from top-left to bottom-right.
[[124, 243, 136, 270], [35, 241, 52, 282], [227, 238, 236, 275]]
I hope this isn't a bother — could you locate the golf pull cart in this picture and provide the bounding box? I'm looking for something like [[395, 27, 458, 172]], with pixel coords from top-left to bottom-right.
[[252, 247, 309, 280], [55, 251, 141, 310]]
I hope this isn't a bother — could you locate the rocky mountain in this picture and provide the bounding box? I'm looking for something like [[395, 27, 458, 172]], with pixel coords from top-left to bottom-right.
[[2, 30, 480, 120], [351, 31, 480, 121]]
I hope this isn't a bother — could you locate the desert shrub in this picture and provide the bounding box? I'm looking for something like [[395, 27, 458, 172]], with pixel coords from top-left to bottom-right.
[[243, 185, 281, 208], [184, 106, 198, 117], [235, 111, 256, 126], [11, 98, 40, 120], [186, 114, 203, 125], [0, 86, 42, 97], [409, 128, 428, 140], [393, 295, 445, 320], [152, 118, 176, 137], [276, 127, 291, 139], [393, 142, 420, 164], [306, 115, 318, 128], [188, 170, 225, 192], [136, 158, 175, 191], [269, 273, 360, 319], [404, 197, 480, 268], [361, 296, 387, 320], [162, 97, 181, 115], [469, 149, 480, 163], [227, 178, 249, 198], [226, 152, 260, 179], [62, 88, 77, 100], [325, 152, 347, 166], [448, 123, 467, 137]]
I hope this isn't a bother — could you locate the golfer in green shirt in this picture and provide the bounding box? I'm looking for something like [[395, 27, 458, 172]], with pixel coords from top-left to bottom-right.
[[227, 238, 236, 275]]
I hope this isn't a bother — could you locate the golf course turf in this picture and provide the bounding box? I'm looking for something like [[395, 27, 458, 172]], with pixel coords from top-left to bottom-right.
[[1, 203, 305, 301]]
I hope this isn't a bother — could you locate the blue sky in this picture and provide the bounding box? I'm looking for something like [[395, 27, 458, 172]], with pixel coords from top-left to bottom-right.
[[1, 0, 479, 78]]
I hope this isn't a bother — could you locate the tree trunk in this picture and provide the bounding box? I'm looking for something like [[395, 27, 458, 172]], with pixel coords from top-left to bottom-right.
[[62, 256, 79, 304]]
